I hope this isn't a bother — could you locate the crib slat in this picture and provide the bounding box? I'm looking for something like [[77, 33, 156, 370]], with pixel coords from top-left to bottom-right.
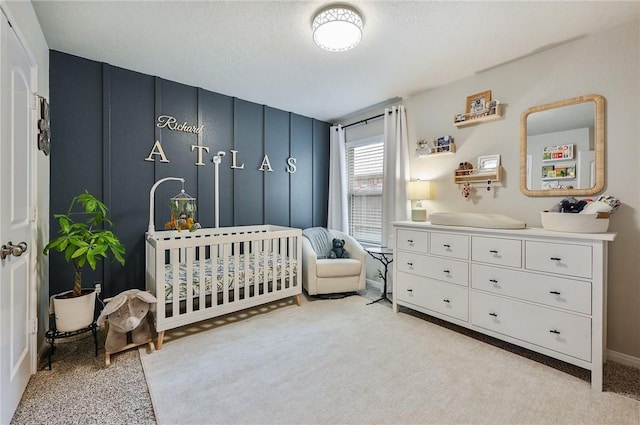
[[198, 244, 207, 310], [222, 243, 230, 305], [254, 239, 261, 296], [263, 237, 270, 293], [171, 248, 180, 316], [212, 244, 220, 306], [185, 246, 193, 315], [248, 240, 257, 299]]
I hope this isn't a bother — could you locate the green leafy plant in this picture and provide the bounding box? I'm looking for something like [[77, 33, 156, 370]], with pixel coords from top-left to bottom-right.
[[43, 190, 125, 297]]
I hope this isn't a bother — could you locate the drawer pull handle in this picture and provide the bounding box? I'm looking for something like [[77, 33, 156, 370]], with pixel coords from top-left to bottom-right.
[[549, 290, 561, 295], [489, 279, 498, 283], [550, 257, 562, 261], [407, 262, 413, 267], [489, 312, 498, 317], [443, 244, 451, 248], [443, 269, 450, 274], [549, 329, 561, 335], [407, 289, 413, 293], [407, 239, 414, 244], [489, 250, 498, 254], [443, 299, 450, 303]]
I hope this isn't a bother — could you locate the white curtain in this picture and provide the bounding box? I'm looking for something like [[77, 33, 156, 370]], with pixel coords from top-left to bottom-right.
[[327, 125, 348, 232], [381, 105, 410, 248]]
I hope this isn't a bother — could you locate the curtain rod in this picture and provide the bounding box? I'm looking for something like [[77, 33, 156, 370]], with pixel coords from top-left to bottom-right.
[[339, 110, 391, 130]]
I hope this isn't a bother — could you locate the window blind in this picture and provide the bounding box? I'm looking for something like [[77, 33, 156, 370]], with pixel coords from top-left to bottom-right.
[[347, 140, 384, 244]]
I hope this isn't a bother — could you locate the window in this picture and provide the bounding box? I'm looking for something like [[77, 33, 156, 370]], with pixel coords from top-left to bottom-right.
[[346, 136, 384, 244]]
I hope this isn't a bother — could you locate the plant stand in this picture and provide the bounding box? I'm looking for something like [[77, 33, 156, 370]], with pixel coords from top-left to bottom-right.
[[45, 322, 98, 370]]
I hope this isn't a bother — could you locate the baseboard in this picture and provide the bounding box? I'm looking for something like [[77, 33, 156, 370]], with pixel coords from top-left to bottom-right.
[[366, 278, 382, 290], [607, 349, 640, 369]]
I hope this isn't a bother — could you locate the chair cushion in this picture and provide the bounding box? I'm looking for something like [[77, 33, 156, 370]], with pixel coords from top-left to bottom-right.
[[316, 259, 362, 278]]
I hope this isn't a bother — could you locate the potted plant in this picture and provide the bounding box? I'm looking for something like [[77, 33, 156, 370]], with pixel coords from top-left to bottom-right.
[[44, 190, 125, 332]]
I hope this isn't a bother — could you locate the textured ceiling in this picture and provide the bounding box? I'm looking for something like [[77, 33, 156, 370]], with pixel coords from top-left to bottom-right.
[[32, 1, 640, 122]]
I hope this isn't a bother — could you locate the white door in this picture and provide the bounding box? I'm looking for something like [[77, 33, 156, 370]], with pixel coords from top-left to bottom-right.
[[0, 14, 35, 424]]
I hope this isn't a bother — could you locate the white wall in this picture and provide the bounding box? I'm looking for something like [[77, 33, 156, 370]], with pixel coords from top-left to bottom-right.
[[405, 20, 640, 359], [1, 0, 50, 351]]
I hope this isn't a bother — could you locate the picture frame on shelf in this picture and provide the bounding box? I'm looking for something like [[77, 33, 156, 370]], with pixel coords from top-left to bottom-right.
[[436, 135, 453, 152], [466, 90, 492, 116], [477, 154, 500, 173]]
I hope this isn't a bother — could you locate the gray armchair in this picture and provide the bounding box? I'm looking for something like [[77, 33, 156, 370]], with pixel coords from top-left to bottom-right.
[[301, 228, 366, 296]]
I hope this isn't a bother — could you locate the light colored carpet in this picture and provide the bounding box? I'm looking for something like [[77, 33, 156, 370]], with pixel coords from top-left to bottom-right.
[[139, 295, 640, 425]]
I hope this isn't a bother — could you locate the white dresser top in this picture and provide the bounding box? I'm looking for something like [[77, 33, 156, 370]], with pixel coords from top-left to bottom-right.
[[392, 221, 616, 242]]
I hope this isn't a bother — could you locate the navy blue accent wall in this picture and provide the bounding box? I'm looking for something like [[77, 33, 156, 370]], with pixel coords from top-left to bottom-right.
[[49, 51, 330, 298]]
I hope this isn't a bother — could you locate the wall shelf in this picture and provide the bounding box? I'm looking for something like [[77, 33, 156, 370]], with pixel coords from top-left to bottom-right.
[[541, 176, 575, 181], [454, 166, 503, 184], [453, 104, 504, 128], [417, 141, 456, 157]]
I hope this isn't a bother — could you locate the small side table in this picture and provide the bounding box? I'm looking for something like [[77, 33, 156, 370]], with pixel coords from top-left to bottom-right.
[[365, 246, 394, 305], [45, 323, 98, 370]]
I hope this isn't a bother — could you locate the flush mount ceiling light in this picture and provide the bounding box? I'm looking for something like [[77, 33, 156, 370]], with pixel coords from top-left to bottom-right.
[[312, 4, 364, 52]]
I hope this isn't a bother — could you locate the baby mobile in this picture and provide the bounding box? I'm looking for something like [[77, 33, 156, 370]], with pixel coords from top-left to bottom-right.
[[165, 186, 201, 232]]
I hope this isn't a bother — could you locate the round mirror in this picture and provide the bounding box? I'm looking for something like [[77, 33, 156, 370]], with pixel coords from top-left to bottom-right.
[[520, 94, 605, 197]]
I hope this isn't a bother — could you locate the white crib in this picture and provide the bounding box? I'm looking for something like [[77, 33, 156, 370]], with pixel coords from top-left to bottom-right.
[[145, 225, 302, 349]]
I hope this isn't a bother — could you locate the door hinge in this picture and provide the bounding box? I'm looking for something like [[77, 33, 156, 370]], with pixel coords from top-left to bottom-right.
[[31, 317, 38, 334]]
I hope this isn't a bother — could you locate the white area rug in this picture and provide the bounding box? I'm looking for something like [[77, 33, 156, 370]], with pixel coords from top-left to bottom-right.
[[140, 295, 640, 424]]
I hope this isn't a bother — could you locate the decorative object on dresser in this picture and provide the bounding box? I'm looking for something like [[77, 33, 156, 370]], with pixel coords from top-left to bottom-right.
[[407, 180, 431, 222], [392, 221, 615, 391], [540, 193, 621, 233]]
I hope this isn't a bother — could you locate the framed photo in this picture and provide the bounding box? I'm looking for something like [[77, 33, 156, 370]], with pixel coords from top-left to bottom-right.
[[466, 90, 492, 116], [436, 135, 453, 152], [477, 154, 500, 173]]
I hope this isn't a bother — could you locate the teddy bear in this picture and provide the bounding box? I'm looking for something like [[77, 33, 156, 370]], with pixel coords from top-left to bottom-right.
[[328, 238, 350, 259], [96, 289, 158, 355]]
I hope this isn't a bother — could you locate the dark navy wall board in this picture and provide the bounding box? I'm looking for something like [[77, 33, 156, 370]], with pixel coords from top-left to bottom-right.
[[49, 50, 330, 297], [264, 107, 291, 226], [233, 99, 264, 226], [289, 114, 314, 230], [108, 65, 155, 295], [197, 90, 234, 228], [153, 79, 200, 231], [49, 52, 105, 295], [313, 121, 330, 227]]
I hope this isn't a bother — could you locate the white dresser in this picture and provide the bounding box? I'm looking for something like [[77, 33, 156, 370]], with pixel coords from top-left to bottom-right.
[[392, 221, 616, 391]]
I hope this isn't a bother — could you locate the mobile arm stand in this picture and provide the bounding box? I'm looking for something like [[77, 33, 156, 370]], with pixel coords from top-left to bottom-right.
[[148, 177, 185, 235]]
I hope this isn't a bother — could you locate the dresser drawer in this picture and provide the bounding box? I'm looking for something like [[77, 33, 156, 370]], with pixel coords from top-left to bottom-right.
[[396, 272, 469, 322], [471, 264, 592, 314], [470, 291, 591, 361], [397, 251, 469, 286], [430, 232, 469, 260], [396, 229, 428, 253], [472, 237, 522, 268], [525, 241, 592, 279]]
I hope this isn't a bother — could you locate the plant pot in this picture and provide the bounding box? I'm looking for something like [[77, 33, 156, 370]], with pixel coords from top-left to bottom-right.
[[52, 289, 96, 332]]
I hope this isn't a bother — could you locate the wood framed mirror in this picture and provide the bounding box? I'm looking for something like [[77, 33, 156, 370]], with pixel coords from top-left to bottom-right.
[[520, 94, 605, 197]]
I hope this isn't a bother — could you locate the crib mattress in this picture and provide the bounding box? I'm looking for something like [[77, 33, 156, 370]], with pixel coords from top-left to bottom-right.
[[163, 253, 297, 302]]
